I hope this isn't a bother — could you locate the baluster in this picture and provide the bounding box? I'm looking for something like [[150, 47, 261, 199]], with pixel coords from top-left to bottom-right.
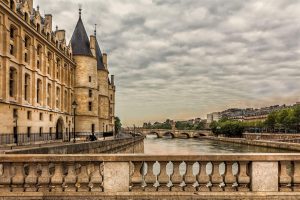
[[237, 161, 250, 192], [50, 162, 64, 192], [211, 162, 223, 192], [293, 161, 300, 191], [11, 163, 25, 192], [144, 161, 156, 192], [198, 162, 210, 192], [130, 161, 143, 192], [37, 163, 51, 192], [0, 163, 12, 192], [64, 162, 76, 192], [157, 161, 169, 191], [77, 163, 89, 192], [24, 163, 37, 192], [90, 162, 103, 192], [170, 161, 184, 191], [185, 161, 196, 192], [279, 161, 292, 192], [224, 162, 236, 192]]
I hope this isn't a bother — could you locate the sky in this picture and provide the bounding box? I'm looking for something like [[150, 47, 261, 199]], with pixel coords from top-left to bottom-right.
[[34, 0, 300, 126]]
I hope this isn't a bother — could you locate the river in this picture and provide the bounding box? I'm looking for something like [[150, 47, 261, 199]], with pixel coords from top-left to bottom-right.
[[144, 136, 295, 154]]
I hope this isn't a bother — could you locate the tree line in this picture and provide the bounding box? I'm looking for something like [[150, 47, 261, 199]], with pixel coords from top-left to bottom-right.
[[210, 105, 300, 137], [143, 119, 205, 130]]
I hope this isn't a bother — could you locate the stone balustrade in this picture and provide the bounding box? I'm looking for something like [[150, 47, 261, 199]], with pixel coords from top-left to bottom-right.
[[0, 154, 300, 199]]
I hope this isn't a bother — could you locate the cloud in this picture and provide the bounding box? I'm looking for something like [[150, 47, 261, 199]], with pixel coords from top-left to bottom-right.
[[34, 0, 300, 125]]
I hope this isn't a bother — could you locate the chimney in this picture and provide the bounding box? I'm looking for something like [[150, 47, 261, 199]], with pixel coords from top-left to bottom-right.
[[45, 14, 52, 30], [90, 35, 96, 57], [102, 53, 107, 68], [27, 0, 33, 12], [111, 75, 115, 86], [55, 30, 66, 42]]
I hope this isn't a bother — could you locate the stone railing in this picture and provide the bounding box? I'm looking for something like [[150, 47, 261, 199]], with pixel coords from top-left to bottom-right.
[[0, 154, 300, 198]]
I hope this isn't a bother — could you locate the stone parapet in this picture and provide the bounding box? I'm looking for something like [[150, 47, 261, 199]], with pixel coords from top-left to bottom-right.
[[4, 136, 144, 154], [0, 153, 300, 199]]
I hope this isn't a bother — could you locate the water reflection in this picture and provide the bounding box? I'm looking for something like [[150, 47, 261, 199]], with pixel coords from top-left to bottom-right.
[[144, 136, 295, 154]]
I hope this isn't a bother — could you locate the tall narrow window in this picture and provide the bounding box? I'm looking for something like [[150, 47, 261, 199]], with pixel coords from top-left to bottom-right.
[[10, 26, 17, 56], [37, 79, 42, 104], [24, 74, 30, 101], [47, 83, 51, 107], [24, 36, 30, 64], [88, 102, 92, 111], [9, 68, 16, 98], [37, 45, 42, 70], [10, 0, 15, 10], [89, 90, 92, 98], [56, 58, 61, 79], [47, 52, 52, 75], [56, 87, 60, 108], [64, 90, 68, 111], [89, 76, 91, 82]]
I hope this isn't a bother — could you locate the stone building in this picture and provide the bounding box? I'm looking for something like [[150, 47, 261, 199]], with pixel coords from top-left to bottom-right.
[[0, 0, 115, 143]]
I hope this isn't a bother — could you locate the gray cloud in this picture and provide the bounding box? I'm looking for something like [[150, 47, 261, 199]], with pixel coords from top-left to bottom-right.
[[34, 0, 300, 125]]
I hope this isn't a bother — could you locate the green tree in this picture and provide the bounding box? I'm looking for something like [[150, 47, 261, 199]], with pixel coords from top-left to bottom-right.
[[114, 117, 122, 134], [264, 112, 277, 132]]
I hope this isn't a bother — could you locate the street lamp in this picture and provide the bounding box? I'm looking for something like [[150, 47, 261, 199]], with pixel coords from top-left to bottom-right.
[[13, 111, 18, 145], [72, 101, 78, 143], [103, 123, 105, 140]]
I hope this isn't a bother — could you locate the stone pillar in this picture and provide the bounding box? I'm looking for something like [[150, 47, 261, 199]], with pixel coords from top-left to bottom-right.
[[103, 162, 129, 192], [251, 162, 278, 192]]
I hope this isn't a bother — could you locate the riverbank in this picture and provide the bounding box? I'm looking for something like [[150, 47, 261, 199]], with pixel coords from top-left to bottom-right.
[[205, 136, 300, 152]]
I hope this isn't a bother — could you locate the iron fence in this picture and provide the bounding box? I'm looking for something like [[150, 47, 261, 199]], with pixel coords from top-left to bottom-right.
[[0, 132, 61, 145]]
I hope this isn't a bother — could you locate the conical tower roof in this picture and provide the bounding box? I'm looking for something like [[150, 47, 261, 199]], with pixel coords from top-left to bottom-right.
[[95, 38, 105, 70], [70, 15, 93, 56]]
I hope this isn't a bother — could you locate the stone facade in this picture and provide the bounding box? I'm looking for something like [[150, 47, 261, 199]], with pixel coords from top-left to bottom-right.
[[0, 0, 115, 142]]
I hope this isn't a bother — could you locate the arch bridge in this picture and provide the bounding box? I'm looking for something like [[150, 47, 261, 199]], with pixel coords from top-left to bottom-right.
[[126, 128, 212, 138]]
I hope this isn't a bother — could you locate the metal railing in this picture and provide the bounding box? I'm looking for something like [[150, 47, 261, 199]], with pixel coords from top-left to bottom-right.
[[0, 133, 62, 146]]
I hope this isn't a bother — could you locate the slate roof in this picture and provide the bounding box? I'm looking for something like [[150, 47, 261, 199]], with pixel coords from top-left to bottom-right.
[[95, 39, 105, 70], [70, 17, 93, 56]]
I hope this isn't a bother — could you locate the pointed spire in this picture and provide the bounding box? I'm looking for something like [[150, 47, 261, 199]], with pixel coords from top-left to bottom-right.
[[70, 8, 93, 57], [79, 4, 82, 18]]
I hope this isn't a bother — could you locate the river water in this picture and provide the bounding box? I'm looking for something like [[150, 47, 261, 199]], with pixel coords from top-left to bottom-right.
[[144, 136, 296, 154]]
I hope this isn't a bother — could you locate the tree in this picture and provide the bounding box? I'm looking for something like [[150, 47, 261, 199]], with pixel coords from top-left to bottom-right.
[[114, 117, 122, 134], [264, 112, 277, 132]]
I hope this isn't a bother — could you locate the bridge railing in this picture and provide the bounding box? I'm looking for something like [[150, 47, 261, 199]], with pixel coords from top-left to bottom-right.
[[0, 154, 299, 195]]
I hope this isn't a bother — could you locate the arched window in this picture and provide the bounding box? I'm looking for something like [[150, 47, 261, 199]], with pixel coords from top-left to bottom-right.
[[47, 83, 51, 107], [24, 74, 30, 101], [9, 68, 17, 98], [36, 79, 42, 104]]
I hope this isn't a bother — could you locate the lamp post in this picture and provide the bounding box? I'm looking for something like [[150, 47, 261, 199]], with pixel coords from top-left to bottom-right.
[[132, 124, 136, 154], [103, 123, 105, 140], [13, 111, 18, 145], [72, 101, 78, 143]]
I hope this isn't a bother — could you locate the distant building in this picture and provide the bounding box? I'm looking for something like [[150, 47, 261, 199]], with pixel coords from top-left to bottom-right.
[[207, 112, 220, 123]]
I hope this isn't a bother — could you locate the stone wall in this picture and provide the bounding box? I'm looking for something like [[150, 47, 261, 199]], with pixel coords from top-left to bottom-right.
[[243, 133, 300, 140], [5, 137, 144, 154], [206, 136, 300, 151]]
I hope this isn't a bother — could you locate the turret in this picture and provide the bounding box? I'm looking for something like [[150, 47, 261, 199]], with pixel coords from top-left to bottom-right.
[[70, 8, 98, 134]]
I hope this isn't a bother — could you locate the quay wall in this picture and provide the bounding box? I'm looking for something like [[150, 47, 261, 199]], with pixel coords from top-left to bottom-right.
[[243, 133, 300, 140], [206, 136, 300, 151], [4, 137, 144, 154]]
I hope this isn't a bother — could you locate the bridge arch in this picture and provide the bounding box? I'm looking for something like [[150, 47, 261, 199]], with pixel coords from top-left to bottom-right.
[[146, 132, 160, 138], [162, 132, 174, 138], [179, 132, 191, 138], [193, 132, 208, 138]]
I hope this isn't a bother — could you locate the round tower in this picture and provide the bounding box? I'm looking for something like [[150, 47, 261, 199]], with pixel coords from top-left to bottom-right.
[[70, 10, 99, 135]]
